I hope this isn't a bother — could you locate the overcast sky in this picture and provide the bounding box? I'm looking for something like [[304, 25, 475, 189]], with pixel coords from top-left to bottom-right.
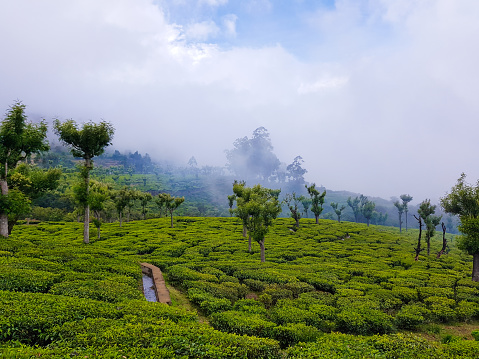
[[1, 0, 478, 203]]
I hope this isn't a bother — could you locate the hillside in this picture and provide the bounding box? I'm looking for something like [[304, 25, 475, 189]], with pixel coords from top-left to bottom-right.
[[1, 218, 478, 357]]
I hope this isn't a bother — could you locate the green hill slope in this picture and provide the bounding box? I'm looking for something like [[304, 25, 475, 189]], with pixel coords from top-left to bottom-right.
[[0, 218, 478, 358]]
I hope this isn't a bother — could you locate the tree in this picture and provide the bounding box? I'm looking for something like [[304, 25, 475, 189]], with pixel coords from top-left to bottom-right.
[[361, 200, 376, 227], [232, 180, 250, 238], [8, 163, 61, 234], [139, 192, 152, 220], [301, 197, 312, 218], [441, 173, 479, 281], [286, 156, 307, 184], [284, 192, 304, 228], [330, 202, 346, 223], [88, 181, 110, 239], [413, 215, 424, 261], [226, 127, 280, 181], [400, 194, 413, 231], [242, 184, 281, 262], [157, 193, 184, 228], [111, 186, 132, 227], [54, 119, 114, 243], [0, 102, 49, 237], [227, 194, 236, 217], [418, 199, 441, 256], [347, 196, 361, 223], [306, 183, 326, 224], [393, 200, 405, 233]]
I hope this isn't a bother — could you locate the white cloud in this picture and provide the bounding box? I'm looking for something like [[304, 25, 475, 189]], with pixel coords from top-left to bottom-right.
[[185, 20, 220, 41], [198, 0, 228, 7], [222, 14, 238, 37], [1, 0, 479, 201]]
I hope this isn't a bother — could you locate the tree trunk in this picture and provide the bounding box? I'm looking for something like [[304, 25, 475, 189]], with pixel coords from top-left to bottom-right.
[[315, 215, 319, 225], [83, 159, 91, 244], [405, 211, 408, 232], [242, 224, 247, 238], [367, 219, 370, 227], [248, 234, 252, 253], [437, 223, 447, 259], [414, 215, 423, 261], [259, 239, 265, 263], [473, 252, 479, 282], [426, 234, 431, 256], [295, 218, 300, 228], [0, 179, 9, 238], [170, 211, 174, 228], [119, 211, 122, 227], [398, 213, 402, 233]]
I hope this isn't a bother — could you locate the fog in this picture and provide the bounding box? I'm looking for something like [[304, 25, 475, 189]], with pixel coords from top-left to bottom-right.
[[1, 0, 478, 204]]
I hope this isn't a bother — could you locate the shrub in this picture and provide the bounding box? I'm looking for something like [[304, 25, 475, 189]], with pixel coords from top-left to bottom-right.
[[263, 285, 293, 305], [424, 296, 456, 322], [394, 304, 430, 330], [272, 323, 321, 348], [472, 329, 479, 341], [233, 299, 267, 315], [210, 311, 276, 337], [0, 267, 60, 293], [337, 307, 393, 335], [243, 278, 267, 292], [49, 277, 143, 303]]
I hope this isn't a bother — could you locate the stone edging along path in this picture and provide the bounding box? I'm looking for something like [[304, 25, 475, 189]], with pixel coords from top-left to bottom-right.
[[140, 262, 172, 305]]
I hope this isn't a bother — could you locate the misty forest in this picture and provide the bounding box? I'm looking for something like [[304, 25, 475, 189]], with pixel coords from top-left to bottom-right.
[[1, 101, 479, 358]]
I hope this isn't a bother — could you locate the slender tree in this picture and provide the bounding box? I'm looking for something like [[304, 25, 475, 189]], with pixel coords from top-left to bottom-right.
[[413, 215, 424, 261], [139, 192, 153, 220], [400, 194, 413, 231], [227, 194, 236, 217], [393, 200, 405, 233], [441, 173, 479, 281], [242, 184, 281, 262], [347, 196, 361, 223], [0, 102, 49, 237], [157, 193, 185, 228], [361, 200, 376, 227], [111, 186, 132, 227], [89, 181, 110, 239], [232, 180, 250, 238], [331, 202, 346, 223], [284, 192, 304, 228], [418, 199, 441, 256], [437, 222, 448, 259], [301, 197, 312, 219], [54, 119, 114, 243], [306, 183, 326, 224]]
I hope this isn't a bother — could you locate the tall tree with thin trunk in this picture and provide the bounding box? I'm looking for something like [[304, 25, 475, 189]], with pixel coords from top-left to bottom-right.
[[0, 102, 49, 238], [284, 192, 304, 228], [441, 173, 479, 281], [347, 196, 361, 223], [157, 193, 184, 228], [232, 180, 250, 238], [306, 183, 326, 224], [418, 199, 441, 256], [362, 200, 376, 227], [227, 194, 236, 217], [243, 184, 281, 262], [54, 119, 114, 243], [400, 194, 413, 231], [139, 192, 152, 220], [330, 202, 346, 223], [394, 200, 405, 233], [413, 215, 424, 261]]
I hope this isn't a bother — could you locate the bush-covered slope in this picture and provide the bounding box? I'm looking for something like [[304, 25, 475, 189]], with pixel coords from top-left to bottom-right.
[[0, 218, 478, 358]]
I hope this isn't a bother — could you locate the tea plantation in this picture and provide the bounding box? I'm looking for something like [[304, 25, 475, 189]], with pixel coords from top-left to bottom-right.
[[1, 218, 478, 358]]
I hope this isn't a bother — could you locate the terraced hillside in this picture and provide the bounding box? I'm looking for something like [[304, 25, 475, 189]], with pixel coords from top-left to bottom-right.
[[1, 218, 478, 358]]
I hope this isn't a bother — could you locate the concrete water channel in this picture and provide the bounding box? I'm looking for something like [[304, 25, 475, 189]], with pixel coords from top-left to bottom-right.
[[140, 263, 171, 305]]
